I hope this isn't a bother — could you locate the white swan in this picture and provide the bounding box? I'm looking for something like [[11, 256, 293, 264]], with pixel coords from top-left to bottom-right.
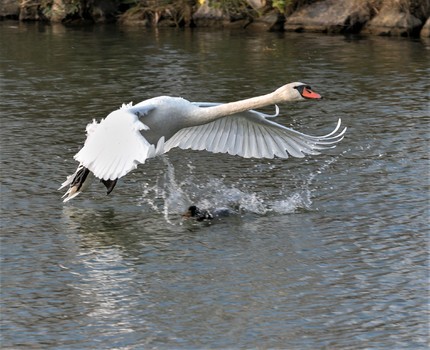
[[60, 82, 346, 202]]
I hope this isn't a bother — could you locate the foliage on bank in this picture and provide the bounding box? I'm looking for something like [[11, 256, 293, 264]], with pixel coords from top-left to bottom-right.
[[1, 0, 429, 37]]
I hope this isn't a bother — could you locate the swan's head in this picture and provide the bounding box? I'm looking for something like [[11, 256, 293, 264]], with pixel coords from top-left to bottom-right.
[[274, 82, 322, 102]]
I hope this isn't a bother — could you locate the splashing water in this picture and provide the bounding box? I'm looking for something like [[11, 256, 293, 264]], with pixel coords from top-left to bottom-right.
[[137, 157, 192, 222], [138, 155, 341, 219]]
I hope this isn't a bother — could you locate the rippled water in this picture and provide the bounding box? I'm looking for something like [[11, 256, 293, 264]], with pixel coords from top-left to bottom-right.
[[1, 22, 429, 349]]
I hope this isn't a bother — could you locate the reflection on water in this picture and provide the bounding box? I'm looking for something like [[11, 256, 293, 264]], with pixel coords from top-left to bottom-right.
[[1, 21, 429, 349]]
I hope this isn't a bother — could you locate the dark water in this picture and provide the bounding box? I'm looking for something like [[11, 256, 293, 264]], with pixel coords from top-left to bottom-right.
[[1, 22, 429, 349]]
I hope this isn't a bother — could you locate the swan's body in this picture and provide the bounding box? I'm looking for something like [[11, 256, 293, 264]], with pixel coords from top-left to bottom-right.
[[60, 83, 346, 202]]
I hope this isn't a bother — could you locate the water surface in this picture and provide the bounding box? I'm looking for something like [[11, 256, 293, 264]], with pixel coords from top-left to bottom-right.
[[1, 22, 429, 349]]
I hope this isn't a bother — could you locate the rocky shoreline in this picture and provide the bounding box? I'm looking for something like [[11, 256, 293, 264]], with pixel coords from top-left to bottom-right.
[[1, 0, 429, 38]]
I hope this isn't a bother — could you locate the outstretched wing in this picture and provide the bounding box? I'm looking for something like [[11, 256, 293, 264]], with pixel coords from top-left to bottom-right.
[[74, 105, 157, 180], [164, 103, 346, 159]]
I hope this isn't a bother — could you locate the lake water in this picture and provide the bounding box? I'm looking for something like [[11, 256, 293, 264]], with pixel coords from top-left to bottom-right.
[[1, 21, 429, 349]]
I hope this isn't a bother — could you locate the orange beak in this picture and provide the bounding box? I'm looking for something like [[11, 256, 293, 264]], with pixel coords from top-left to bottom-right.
[[302, 87, 322, 99]]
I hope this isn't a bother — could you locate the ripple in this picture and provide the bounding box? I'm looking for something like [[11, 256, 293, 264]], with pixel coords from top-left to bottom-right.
[[1, 22, 429, 349]]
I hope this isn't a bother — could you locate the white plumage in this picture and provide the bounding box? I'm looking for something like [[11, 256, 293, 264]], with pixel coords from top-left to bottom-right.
[[60, 82, 346, 202], [74, 109, 155, 180]]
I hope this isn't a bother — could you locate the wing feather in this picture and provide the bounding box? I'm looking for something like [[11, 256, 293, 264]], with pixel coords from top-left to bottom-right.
[[248, 123, 258, 158], [209, 116, 227, 153], [225, 119, 239, 154], [234, 119, 244, 156], [74, 109, 155, 180], [254, 124, 270, 158], [204, 119, 220, 152], [267, 129, 289, 158], [165, 106, 345, 160], [193, 122, 212, 150]]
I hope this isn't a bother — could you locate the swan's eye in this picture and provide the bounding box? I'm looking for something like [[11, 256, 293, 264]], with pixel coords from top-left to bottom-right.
[[294, 85, 311, 92]]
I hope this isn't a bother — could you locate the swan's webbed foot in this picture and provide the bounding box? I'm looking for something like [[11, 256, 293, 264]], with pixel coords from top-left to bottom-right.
[[60, 165, 93, 202], [101, 178, 118, 195], [71, 166, 90, 190]]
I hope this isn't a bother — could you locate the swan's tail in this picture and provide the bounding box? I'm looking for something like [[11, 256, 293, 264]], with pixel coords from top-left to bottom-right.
[[59, 164, 94, 202]]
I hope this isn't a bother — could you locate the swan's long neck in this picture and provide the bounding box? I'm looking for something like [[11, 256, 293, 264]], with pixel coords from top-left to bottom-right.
[[195, 91, 280, 122]]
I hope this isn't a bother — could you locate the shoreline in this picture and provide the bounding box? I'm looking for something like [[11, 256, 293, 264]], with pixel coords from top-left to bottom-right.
[[1, 0, 429, 38]]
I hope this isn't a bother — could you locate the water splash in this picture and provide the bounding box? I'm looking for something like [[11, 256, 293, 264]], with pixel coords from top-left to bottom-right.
[[188, 178, 268, 215], [138, 157, 192, 223], [268, 190, 312, 215], [138, 155, 341, 219]]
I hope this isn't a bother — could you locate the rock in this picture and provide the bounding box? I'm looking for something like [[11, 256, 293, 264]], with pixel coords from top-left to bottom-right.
[[247, 0, 266, 11], [363, 5, 423, 36], [49, 0, 66, 23], [192, 2, 250, 28], [118, 2, 194, 27], [284, 0, 371, 33], [192, 3, 228, 27], [0, 0, 20, 19], [91, 0, 118, 23], [421, 17, 430, 37], [19, 1, 41, 21], [248, 10, 285, 32], [118, 8, 150, 27]]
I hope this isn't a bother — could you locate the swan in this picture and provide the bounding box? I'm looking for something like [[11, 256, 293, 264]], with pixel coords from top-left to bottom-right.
[[59, 82, 346, 202]]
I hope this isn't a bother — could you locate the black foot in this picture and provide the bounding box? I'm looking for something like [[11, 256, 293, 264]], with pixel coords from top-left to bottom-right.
[[101, 178, 118, 195], [71, 166, 90, 192]]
